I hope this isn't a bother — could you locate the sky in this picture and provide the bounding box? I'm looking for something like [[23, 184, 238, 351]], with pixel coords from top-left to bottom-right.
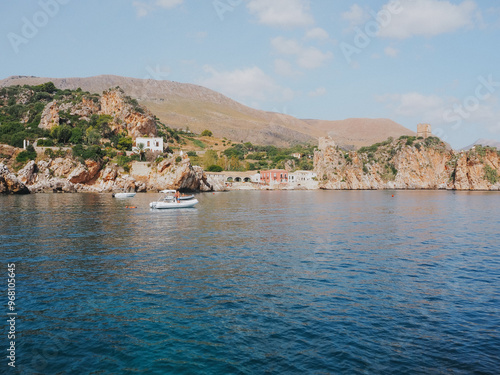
[[1, 0, 500, 149]]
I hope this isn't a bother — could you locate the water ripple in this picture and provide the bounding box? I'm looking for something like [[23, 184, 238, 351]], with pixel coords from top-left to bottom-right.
[[1, 191, 499, 374]]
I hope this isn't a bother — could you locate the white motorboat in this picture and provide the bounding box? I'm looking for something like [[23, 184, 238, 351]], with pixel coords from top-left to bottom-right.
[[112, 191, 136, 198], [150, 190, 198, 209]]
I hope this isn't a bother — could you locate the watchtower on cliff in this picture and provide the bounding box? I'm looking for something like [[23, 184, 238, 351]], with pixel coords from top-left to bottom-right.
[[318, 136, 336, 151], [417, 123, 432, 139]]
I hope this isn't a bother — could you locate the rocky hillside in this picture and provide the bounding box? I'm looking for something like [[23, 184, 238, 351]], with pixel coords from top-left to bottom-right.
[[0, 75, 415, 147], [305, 118, 416, 150], [461, 138, 500, 151], [0, 82, 157, 148], [314, 137, 500, 190], [0, 153, 212, 194]]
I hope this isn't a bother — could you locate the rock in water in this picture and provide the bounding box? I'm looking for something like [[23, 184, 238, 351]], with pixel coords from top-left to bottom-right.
[[0, 163, 30, 194]]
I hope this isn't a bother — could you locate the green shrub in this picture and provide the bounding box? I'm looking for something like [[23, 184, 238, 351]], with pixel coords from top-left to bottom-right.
[[44, 148, 55, 159], [10, 132, 27, 148], [201, 129, 213, 137], [16, 145, 37, 163], [105, 148, 117, 158], [33, 81, 58, 94], [484, 165, 498, 184], [187, 151, 197, 157], [175, 156, 182, 163], [50, 125, 72, 144], [424, 136, 441, 147], [405, 136, 416, 146], [207, 165, 223, 172], [69, 128, 84, 144], [192, 139, 206, 149], [72, 145, 104, 161], [37, 139, 54, 147], [117, 136, 133, 151], [116, 154, 131, 167]]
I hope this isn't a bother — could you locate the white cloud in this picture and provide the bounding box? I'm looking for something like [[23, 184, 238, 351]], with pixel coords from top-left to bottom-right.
[[274, 59, 301, 77], [156, 0, 183, 8], [271, 36, 302, 55], [133, 2, 152, 17], [384, 46, 399, 57], [378, 0, 478, 39], [133, 0, 183, 17], [305, 27, 330, 40], [377, 90, 500, 135], [377, 92, 445, 118], [246, 0, 314, 28], [342, 4, 370, 27], [396, 92, 445, 117], [271, 36, 333, 69], [187, 31, 208, 42], [308, 87, 326, 97], [297, 47, 333, 69], [200, 65, 293, 103]]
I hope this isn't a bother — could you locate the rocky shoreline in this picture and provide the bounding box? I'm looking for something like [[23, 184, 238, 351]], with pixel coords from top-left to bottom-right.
[[2, 137, 500, 194], [314, 137, 500, 191], [0, 154, 213, 195]]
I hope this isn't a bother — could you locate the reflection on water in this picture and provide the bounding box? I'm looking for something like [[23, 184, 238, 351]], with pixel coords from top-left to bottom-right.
[[1, 190, 499, 374]]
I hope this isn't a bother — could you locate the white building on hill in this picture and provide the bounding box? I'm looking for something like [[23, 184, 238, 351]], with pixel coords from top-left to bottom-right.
[[134, 137, 163, 153]]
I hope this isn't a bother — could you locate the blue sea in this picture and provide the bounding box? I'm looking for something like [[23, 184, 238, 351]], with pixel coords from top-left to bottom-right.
[[1, 190, 499, 374]]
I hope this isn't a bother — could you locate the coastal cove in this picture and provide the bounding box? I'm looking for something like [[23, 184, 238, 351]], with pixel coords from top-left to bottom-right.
[[2, 190, 499, 374]]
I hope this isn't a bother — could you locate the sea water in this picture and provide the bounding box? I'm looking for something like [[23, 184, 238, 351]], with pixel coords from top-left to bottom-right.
[[1, 190, 499, 374]]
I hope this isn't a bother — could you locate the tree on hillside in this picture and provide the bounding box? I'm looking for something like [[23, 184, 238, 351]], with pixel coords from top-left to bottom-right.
[[135, 142, 147, 161], [117, 136, 133, 151], [201, 129, 213, 137], [85, 127, 101, 145], [202, 149, 218, 169], [50, 125, 72, 144]]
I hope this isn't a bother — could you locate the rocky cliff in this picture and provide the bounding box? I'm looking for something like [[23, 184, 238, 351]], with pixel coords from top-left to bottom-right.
[[38, 88, 157, 139], [0, 153, 211, 194], [0, 163, 30, 194], [314, 137, 500, 190]]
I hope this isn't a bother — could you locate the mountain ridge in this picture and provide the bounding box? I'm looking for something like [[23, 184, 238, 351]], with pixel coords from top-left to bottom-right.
[[461, 138, 500, 151], [0, 74, 415, 147]]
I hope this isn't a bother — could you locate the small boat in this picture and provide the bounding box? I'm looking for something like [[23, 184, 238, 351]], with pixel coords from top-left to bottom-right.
[[113, 191, 136, 198], [150, 190, 198, 209], [179, 194, 195, 200]]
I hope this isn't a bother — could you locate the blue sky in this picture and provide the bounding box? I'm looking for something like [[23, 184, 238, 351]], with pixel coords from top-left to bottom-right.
[[1, 0, 500, 149]]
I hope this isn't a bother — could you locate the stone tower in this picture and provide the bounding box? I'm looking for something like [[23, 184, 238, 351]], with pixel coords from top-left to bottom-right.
[[417, 123, 432, 139], [318, 136, 336, 151]]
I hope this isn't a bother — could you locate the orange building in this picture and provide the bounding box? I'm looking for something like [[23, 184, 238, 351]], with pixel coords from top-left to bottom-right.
[[260, 169, 288, 184]]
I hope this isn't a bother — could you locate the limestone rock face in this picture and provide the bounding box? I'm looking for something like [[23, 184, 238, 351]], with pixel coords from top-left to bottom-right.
[[453, 150, 500, 190], [18, 161, 38, 185], [37, 89, 157, 140], [314, 140, 500, 190], [143, 156, 211, 191], [392, 147, 451, 189], [68, 160, 101, 184], [99, 89, 157, 139], [39, 101, 61, 130], [100, 164, 118, 181], [51, 158, 76, 177], [0, 144, 17, 159], [4, 150, 210, 193], [0, 163, 30, 194]]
